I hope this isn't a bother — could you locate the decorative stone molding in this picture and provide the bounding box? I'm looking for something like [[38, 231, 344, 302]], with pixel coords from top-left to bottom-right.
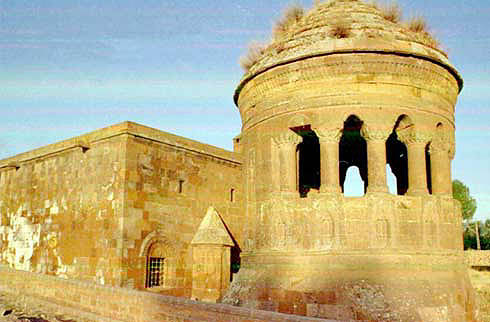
[[139, 231, 176, 257], [360, 125, 392, 142], [272, 132, 303, 146], [429, 139, 451, 154], [238, 56, 458, 130], [313, 127, 342, 143], [75, 140, 90, 153], [0, 162, 20, 171], [396, 128, 432, 146]]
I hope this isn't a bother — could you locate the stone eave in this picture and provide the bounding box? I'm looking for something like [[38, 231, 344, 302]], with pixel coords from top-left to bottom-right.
[[234, 45, 463, 106], [0, 121, 242, 168]]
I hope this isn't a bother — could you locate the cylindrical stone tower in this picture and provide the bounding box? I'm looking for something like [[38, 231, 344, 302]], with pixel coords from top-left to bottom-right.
[[224, 0, 478, 321]]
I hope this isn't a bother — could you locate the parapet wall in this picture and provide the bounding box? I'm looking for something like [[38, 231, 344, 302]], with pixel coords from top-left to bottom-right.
[[0, 265, 328, 322], [466, 250, 490, 267]]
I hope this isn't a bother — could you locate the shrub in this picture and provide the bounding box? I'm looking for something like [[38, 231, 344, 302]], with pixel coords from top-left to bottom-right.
[[380, 1, 401, 23], [239, 42, 267, 72], [406, 15, 427, 33], [272, 3, 304, 40], [329, 23, 351, 39]]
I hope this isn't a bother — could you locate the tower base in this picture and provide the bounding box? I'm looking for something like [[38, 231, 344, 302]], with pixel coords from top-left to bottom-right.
[[223, 253, 478, 321]]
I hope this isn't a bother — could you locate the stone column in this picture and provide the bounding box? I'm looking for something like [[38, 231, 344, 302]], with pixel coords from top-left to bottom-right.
[[397, 130, 432, 196], [361, 126, 391, 194], [429, 141, 452, 195], [314, 128, 341, 193], [273, 132, 302, 192]]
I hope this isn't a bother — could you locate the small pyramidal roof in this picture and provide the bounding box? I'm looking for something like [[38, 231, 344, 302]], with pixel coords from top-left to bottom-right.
[[191, 207, 234, 246]]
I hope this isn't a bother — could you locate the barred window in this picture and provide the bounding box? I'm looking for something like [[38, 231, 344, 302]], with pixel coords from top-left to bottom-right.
[[146, 257, 164, 288]]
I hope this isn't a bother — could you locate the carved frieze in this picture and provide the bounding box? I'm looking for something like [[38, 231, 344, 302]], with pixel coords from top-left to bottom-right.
[[313, 127, 342, 143], [396, 128, 432, 146], [272, 132, 303, 146], [360, 125, 392, 142]]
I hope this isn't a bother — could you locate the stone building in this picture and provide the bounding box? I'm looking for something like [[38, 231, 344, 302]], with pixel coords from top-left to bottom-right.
[[0, 0, 478, 320]]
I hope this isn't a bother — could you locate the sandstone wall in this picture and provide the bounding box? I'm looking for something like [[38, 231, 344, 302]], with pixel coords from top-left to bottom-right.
[[0, 265, 327, 322], [121, 124, 243, 294], [0, 122, 244, 295], [0, 126, 128, 286], [466, 250, 490, 267]]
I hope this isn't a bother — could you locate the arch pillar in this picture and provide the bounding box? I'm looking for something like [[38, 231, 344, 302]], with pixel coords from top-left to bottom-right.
[[314, 127, 341, 194], [273, 132, 303, 192], [397, 129, 432, 196], [429, 140, 452, 195], [361, 125, 392, 194]]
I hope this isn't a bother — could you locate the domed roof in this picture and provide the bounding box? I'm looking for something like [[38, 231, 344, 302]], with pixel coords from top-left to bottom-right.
[[235, 0, 462, 102]]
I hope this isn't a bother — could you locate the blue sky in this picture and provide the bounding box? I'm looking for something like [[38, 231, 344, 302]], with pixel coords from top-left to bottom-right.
[[1, 0, 489, 219]]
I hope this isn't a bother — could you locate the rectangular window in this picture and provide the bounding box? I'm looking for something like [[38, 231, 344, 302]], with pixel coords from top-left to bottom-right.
[[230, 188, 235, 202], [178, 180, 184, 193], [147, 257, 164, 288]]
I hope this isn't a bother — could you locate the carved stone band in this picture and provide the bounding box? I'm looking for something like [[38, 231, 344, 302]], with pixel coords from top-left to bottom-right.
[[273, 132, 303, 146], [360, 125, 392, 142], [396, 129, 432, 146], [313, 127, 342, 143]]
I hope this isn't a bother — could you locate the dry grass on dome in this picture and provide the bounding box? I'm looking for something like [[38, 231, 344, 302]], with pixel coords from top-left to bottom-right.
[[272, 3, 304, 40], [239, 0, 447, 73], [374, 1, 402, 23]]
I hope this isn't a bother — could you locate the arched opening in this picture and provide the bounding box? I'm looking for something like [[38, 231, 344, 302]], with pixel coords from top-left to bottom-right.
[[386, 164, 398, 194], [230, 246, 241, 282], [291, 125, 320, 198], [386, 115, 410, 195], [426, 143, 432, 194], [145, 242, 167, 288], [339, 115, 367, 195], [140, 233, 178, 290], [343, 166, 365, 197]]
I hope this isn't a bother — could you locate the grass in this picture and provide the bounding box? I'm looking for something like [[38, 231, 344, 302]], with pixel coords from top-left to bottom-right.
[[272, 3, 304, 40], [380, 1, 402, 23], [329, 23, 351, 39], [406, 15, 427, 33], [239, 41, 267, 72]]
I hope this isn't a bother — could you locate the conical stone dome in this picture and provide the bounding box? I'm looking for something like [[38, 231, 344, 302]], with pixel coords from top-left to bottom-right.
[[235, 0, 462, 102]]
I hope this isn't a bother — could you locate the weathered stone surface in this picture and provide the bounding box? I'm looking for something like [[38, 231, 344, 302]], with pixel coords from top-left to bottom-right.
[[0, 0, 478, 320], [191, 207, 234, 246], [0, 122, 243, 297], [227, 1, 476, 320]]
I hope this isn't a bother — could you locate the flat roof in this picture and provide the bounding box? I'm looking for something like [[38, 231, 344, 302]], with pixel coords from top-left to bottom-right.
[[0, 121, 242, 168]]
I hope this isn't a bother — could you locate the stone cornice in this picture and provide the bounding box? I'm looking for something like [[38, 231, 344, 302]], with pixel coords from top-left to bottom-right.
[[235, 48, 463, 105], [0, 121, 242, 168]]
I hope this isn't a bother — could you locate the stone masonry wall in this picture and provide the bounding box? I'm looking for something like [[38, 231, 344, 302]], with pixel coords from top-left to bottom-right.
[[0, 265, 328, 322], [121, 126, 243, 294], [0, 130, 128, 286], [466, 250, 490, 267], [0, 121, 244, 296]]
